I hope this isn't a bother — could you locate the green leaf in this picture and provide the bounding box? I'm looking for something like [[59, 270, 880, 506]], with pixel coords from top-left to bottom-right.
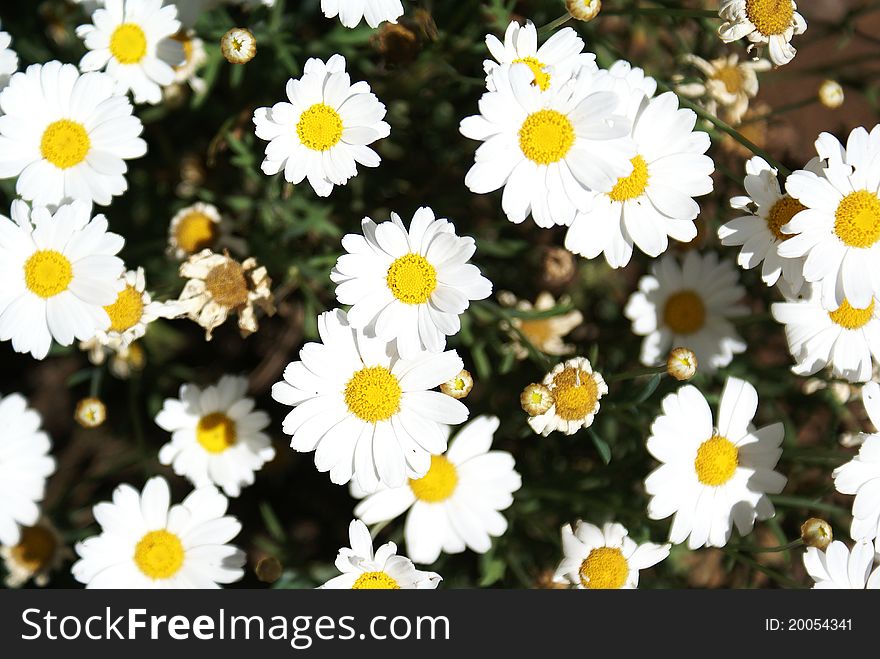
[[589, 429, 612, 465]]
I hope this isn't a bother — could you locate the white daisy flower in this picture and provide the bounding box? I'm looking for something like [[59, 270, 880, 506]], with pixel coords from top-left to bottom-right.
[[253, 54, 390, 197], [0, 61, 147, 207], [624, 251, 748, 373], [719, 156, 818, 295], [321, 0, 404, 29], [553, 521, 670, 589], [779, 125, 880, 311], [169, 29, 208, 95], [718, 0, 807, 67], [460, 63, 635, 229], [482, 20, 596, 92], [0, 200, 124, 360], [771, 285, 880, 383], [353, 416, 521, 564], [271, 309, 468, 492], [330, 207, 493, 359], [593, 59, 657, 117], [320, 520, 440, 589], [676, 54, 771, 126], [76, 0, 184, 105], [156, 375, 275, 497], [526, 356, 608, 437], [833, 381, 880, 551], [72, 476, 245, 588], [95, 267, 168, 349], [565, 86, 714, 268], [645, 377, 787, 549], [804, 540, 880, 589], [0, 20, 18, 91], [0, 394, 55, 547]]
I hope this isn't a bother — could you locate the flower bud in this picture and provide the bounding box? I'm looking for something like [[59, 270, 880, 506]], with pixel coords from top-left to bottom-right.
[[666, 347, 697, 381], [800, 518, 833, 550], [441, 369, 474, 399], [221, 28, 256, 64], [566, 0, 601, 22], [255, 556, 283, 584], [521, 383, 554, 416], [74, 397, 106, 429], [818, 80, 844, 109]]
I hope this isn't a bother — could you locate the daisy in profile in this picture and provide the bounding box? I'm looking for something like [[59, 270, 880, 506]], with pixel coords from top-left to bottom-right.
[[718, 0, 807, 66], [168, 30, 208, 96], [76, 0, 184, 105], [676, 54, 770, 126], [804, 540, 880, 589], [72, 476, 245, 588], [779, 125, 880, 311], [645, 377, 787, 549], [321, 0, 404, 29], [1, 519, 71, 588], [0, 61, 147, 207], [719, 156, 817, 295], [331, 207, 493, 359], [0, 20, 18, 90], [833, 382, 880, 551], [624, 251, 748, 372], [93, 268, 168, 350], [0, 200, 124, 360], [320, 520, 440, 589], [0, 393, 56, 547], [771, 286, 880, 383], [460, 63, 634, 228], [156, 375, 275, 497], [526, 357, 608, 436], [565, 88, 714, 268], [482, 20, 596, 92], [253, 55, 390, 197], [354, 416, 521, 564], [553, 521, 670, 589], [271, 309, 468, 492], [167, 203, 245, 260]]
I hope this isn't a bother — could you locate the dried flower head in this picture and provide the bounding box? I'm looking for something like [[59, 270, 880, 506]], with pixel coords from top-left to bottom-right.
[[540, 247, 578, 290], [176, 250, 275, 340], [221, 27, 256, 64]]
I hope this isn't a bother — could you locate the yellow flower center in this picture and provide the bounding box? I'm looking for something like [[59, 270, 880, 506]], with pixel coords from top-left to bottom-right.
[[104, 285, 145, 333], [11, 525, 57, 573], [174, 211, 218, 254], [134, 530, 185, 580], [519, 109, 575, 165], [579, 547, 629, 589], [745, 0, 795, 36], [196, 411, 237, 453], [205, 259, 250, 308], [386, 253, 437, 305], [766, 196, 806, 241], [297, 103, 344, 151], [40, 119, 91, 170], [828, 298, 875, 330], [409, 455, 459, 503], [352, 571, 400, 589], [512, 56, 551, 91], [518, 318, 554, 345], [110, 23, 148, 64], [834, 190, 880, 248], [712, 65, 744, 94], [344, 366, 402, 423], [24, 250, 73, 298], [608, 155, 650, 202], [694, 435, 739, 486], [663, 290, 706, 335], [552, 367, 598, 421]]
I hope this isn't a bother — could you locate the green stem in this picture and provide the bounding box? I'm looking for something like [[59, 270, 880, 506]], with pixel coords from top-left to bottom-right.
[[538, 13, 572, 35], [606, 366, 666, 382], [741, 97, 818, 125], [726, 551, 804, 588], [770, 495, 848, 516], [733, 538, 804, 554], [601, 8, 719, 18], [89, 366, 104, 399]]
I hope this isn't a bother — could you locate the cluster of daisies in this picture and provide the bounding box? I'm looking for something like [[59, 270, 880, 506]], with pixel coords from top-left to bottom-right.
[[0, 0, 876, 593]]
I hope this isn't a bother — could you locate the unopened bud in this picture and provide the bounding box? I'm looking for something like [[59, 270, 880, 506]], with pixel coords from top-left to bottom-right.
[[800, 518, 833, 550], [818, 80, 844, 109], [441, 369, 473, 399], [667, 347, 697, 381], [566, 0, 601, 22], [255, 556, 283, 584], [521, 383, 554, 416], [74, 397, 106, 429], [221, 28, 256, 64]]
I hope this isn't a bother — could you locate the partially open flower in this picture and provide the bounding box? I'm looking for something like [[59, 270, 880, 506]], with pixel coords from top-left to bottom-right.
[[176, 250, 275, 340], [800, 518, 833, 550], [667, 347, 698, 381], [221, 27, 256, 64], [441, 369, 474, 399], [1, 519, 71, 588], [566, 0, 601, 22], [75, 397, 106, 429], [521, 383, 554, 416]]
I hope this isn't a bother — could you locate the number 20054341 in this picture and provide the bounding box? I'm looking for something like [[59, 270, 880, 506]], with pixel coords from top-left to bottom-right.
[[764, 618, 852, 631]]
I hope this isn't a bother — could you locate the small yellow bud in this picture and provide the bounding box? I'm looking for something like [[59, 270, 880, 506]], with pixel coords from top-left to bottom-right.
[[566, 0, 601, 22], [441, 369, 474, 399], [520, 383, 554, 416], [74, 397, 106, 429], [666, 347, 698, 381], [221, 28, 256, 64], [800, 518, 833, 550], [818, 80, 844, 109]]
